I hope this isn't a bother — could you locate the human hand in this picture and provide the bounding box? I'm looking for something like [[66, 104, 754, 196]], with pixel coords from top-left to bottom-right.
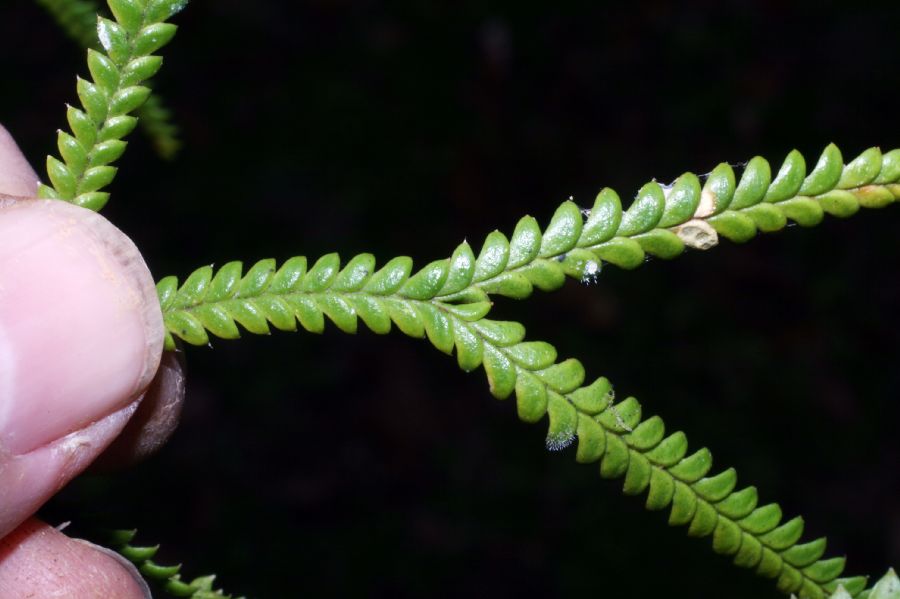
[[0, 124, 183, 597]]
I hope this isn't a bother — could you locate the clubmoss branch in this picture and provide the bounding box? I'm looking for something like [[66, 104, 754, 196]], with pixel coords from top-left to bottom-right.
[[37, 0, 187, 210], [35, 0, 182, 159], [104, 529, 243, 598]]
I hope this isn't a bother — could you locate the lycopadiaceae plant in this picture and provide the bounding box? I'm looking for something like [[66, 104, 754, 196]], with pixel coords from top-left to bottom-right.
[[5, 1, 899, 597]]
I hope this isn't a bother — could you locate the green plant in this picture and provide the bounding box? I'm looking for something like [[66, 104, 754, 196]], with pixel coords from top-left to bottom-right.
[[10, 1, 900, 597]]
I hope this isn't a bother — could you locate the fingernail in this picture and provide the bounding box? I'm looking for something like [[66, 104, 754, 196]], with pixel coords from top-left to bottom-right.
[[0, 199, 163, 456]]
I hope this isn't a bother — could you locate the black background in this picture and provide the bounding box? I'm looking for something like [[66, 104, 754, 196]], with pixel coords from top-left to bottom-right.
[[3, 1, 900, 597]]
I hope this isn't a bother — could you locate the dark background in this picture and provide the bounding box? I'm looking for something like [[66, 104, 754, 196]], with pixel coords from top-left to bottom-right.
[[3, 1, 900, 597]]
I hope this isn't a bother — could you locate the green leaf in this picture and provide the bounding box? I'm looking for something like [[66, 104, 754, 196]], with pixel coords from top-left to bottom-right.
[[145, 0, 189, 22], [622, 452, 652, 495], [715, 488, 757, 522], [779, 197, 824, 227], [471, 320, 525, 346], [740, 504, 783, 535], [508, 216, 542, 268], [669, 481, 698, 526], [782, 538, 827, 568], [108, 0, 144, 34], [439, 242, 475, 295], [581, 188, 622, 245], [514, 371, 548, 423], [74, 191, 110, 211], [743, 203, 786, 232], [799, 144, 842, 196], [593, 237, 645, 269], [473, 231, 510, 281], [575, 413, 607, 464], [67, 105, 96, 146], [121, 56, 164, 86], [599, 434, 630, 479], [760, 516, 805, 550], [77, 165, 117, 194], [568, 377, 612, 414], [479, 271, 533, 299], [625, 416, 665, 450], [658, 172, 701, 227], [363, 256, 413, 295], [438, 301, 491, 321], [545, 392, 577, 451], [634, 229, 684, 259], [838, 147, 882, 189], [646, 468, 675, 510], [483, 344, 516, 399], [99, 115, 138, 141], [519, 259, 565, 292], [817, 190, 860, 218], [239, 259, 276, 296], [539, 201, 582, 257], [332, 253, 375, 292], [132, 22, 178, 56], [668, 448, 713, 483], [193, 304, 240, 339], [399, 259, 449, 299], [97, 17, 129, 64], [452, 319, 482, 372], [77, 76, 108, 123], [803, 558, 846, 584], [765, 149, 806, 202], [505, 341, 557, 370], [731, 156, 771, 210], [88, 140, 128, 167], [46, 156, 76, 198], [269, 257, 306, 293], [868, 569, 900, 599], [692, 468, 737, 502], [109, 85, 151, 116], [416, 304, 454, 354], [704, 163, 736, 214], [874, 149, 900, 184], [535, 359, 585, 394], [708, 211, 757, 243], [617, 181, 665, 236], [349, 296, 391, 335], [165, 311, 209, 345], [317, 295, 356, 334], [300, 253, 339, 293], [87, 49, 120, 94], [644, 432, 688, 467]]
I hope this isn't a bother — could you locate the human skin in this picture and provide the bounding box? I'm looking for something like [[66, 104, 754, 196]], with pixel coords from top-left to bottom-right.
[[0, 124, 182, 598]]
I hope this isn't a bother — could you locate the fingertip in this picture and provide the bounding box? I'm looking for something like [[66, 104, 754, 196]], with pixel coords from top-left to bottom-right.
[[0, 518, 150, 599], [0, 124, 39, 197]]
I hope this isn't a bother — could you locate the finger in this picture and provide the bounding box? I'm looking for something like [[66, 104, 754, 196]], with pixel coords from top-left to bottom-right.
[[0, 124, 39, 197], [92, 350, 187, 472], [0, 518, 149, 598], [0, 198, 163, 538]]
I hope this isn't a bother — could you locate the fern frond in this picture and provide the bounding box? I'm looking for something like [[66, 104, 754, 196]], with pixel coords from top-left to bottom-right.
[[442, 145, 899, 301], [37, 0, 187, 210], [104, 529, 244, 598]]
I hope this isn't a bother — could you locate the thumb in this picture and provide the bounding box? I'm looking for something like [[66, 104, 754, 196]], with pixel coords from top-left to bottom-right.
[[0, 198, 163, 538]]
